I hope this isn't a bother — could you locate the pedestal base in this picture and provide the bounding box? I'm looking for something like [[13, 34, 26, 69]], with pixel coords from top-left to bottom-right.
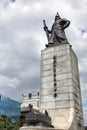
[[19, 126, 58, 130]]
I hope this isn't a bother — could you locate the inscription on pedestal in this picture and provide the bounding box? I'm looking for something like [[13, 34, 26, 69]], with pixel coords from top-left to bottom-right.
[[53, 56, 57, 98]]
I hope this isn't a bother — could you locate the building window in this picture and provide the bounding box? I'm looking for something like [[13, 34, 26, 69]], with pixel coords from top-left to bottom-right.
[[37, 101, 39, 108], [29, 94, 32, 99]]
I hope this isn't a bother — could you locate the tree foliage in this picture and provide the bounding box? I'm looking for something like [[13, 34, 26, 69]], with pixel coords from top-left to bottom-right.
[[0, 115, 20, 130]]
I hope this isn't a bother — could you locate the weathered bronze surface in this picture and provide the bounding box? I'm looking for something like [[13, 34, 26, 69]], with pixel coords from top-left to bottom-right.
[[43, 12, 70, 47], [21, 104, 54, 128]]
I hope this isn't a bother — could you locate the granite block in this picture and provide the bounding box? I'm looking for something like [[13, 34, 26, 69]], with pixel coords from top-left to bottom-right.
[[19, 126, 58, 130], [40, 44, 84, 130]]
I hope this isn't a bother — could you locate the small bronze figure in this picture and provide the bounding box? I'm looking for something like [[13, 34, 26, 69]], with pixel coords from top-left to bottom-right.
[[43, 12, 70, 47]]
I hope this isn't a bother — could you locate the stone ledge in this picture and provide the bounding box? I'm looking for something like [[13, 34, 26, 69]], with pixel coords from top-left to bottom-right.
[[19, 126, 67, 130]]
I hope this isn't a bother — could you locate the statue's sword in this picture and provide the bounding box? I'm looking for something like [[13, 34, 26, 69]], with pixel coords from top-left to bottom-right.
[[43, 20, 49, 41]]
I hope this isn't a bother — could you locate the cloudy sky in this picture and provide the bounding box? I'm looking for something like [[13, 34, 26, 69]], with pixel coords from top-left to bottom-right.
[[0, 0, 87, 126]]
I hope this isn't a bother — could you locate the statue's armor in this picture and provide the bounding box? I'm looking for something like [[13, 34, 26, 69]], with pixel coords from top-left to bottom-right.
[[52, 20, 67, 39], [48, 18, 69, 44]]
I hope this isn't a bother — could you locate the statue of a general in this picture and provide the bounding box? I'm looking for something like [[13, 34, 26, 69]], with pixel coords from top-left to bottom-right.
[[43, 13, 70, 47]]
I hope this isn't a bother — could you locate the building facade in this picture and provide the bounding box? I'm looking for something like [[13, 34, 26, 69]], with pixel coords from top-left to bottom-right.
[[21, 92, 40, 110], [0, 94, 21, 117]]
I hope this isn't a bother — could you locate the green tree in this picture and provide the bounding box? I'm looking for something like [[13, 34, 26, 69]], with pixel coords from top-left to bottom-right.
[[0, 115, 20, 130]]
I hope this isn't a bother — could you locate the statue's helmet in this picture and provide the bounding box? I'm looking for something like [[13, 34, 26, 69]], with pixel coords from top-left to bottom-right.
[[55, 12, 61, 21]]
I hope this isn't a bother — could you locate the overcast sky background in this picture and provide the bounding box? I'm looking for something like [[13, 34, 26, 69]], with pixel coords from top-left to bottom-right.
[[0, 0, 87, 126]]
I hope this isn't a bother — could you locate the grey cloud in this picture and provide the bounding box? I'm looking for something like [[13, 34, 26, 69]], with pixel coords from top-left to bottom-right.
[[0, 37, 40, 101], [81, 86, 87, 99], [0, 0, 16, 7], [83, 109, 87, 126], [62, 0, 87, 10]]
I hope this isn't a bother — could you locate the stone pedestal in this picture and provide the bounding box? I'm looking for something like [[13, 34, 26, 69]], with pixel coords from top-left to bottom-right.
[[40, 44, 84, 130], [19, 126, 58, 130]]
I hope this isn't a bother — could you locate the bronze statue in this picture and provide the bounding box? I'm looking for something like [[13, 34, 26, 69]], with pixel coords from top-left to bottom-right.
[[43, 13, 70, 47], [21, 104, 54, 128]]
